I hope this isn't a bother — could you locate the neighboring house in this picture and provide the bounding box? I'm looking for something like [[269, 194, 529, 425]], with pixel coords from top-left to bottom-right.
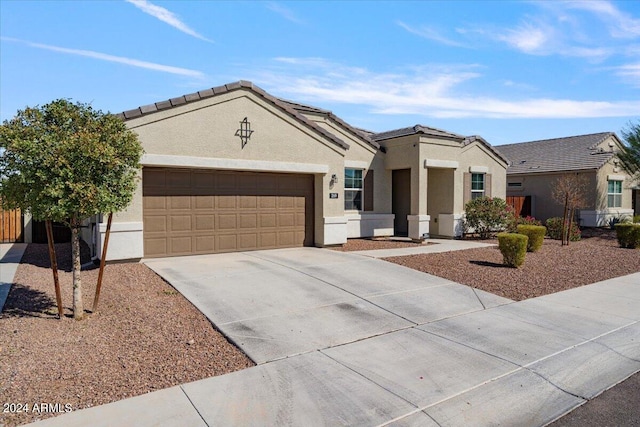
[[23, 81, 508, 259], [498, 132, 636, 226]]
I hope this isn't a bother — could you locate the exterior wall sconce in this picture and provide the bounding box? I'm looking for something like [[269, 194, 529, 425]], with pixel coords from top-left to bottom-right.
[[331, 174, 338, 185]]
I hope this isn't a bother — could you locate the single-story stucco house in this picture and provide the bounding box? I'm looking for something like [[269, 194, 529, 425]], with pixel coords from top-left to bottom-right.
[[19, 81, 507, 260], [498, 132, 637, 226]]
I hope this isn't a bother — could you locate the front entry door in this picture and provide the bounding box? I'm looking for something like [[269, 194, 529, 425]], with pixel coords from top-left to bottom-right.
[[392, 169, 411, 236]]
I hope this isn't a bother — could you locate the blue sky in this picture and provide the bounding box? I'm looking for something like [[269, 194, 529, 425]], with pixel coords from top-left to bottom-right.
[[1, 0, 639, 145]]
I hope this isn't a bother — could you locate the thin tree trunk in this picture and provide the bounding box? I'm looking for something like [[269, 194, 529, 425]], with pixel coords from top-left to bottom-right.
[[567, 208, 574, 247], [45, 220, 63, 318], [562, 194, 569, 246], [71, 217, 84, 320], [92, 213, 113, 313]]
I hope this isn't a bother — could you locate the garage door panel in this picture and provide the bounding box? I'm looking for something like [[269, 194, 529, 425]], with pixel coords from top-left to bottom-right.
[[144, 196, 167, 210], [217, 196, 237, 209], [193, 172, 215, 190], [195, 215, 215, 231], [170, 196, 191, 210], [260, 232, 277, 247], [170, 215, 192, 232], [144, 216, 167, 233], [218, 214, 237, 230], [259, 196, 277, 209], [278, 212, 296, 227], [195, 235, 215, 252], [217, 173, 237, 190], [143, 169, 313, 257], [239, 214, 257, 229], [167, 170, 191, 187], [218, 235, 238, 252], [278, 231, 296, 246], [145, 238, 168, 257], [260, 213, 277, 228], [195, 196, 214, 210], [170, 236, 193, 254], [238, 233, 258, 249], [239, 195, 257, 209]]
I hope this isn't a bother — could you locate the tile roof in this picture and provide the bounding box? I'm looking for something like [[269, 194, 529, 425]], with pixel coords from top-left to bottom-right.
[[371, 126, 508, 164], [497, 132, 619, 175], [116, 80, 382, 151], [371, 125, 464, 142], [278, 99, 379, 149]]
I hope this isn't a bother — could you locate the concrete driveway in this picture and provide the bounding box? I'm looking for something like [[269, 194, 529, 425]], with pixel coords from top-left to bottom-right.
[[28, 247, 640, 426], [143, 247, 511, 364]]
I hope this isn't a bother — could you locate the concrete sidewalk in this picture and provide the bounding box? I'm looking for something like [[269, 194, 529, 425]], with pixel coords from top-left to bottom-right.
[[20, 247, 640, 426], [0, 243, 27, 311]]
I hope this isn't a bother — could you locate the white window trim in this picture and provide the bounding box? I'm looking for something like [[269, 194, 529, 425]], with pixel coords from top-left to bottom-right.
[[471, 173, 485, 199], [607, 179, 623, 208], [344, 168, 364, 211]]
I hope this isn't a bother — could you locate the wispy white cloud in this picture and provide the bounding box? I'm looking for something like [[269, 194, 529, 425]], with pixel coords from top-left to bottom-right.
[[496, 21, 552, 54], [397, 21, 466, 47], [125, 0, 212, 42], [2, 37, 205, 78], [614, 62, 640, 87], [564, 1, 640, 39], [250, 57, 640, 119], [266, 2, 303, 24]]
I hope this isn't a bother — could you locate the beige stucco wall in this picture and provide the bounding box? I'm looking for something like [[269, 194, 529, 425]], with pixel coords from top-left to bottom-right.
[[506, 171, 597, 222], [595, 159, 634, 212]]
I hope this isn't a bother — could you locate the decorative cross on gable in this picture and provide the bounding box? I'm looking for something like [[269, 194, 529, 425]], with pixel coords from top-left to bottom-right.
[[235, 117, 254, 148]]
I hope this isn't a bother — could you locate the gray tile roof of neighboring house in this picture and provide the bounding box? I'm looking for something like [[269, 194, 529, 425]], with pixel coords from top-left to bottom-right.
[[497, 132, 619, 175], [116, 80, 381, 151]]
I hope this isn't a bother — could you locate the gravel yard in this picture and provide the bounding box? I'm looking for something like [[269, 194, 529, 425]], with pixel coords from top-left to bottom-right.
[[385, 230, 640, 301], [0, 244, 254, 427]]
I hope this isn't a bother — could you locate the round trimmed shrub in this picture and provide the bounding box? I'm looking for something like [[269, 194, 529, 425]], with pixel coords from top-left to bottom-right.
[[545, 217, 581, 241], [614, 223, 640, 249], [497, 233, 528, 268], [516, 224, 546, 252]]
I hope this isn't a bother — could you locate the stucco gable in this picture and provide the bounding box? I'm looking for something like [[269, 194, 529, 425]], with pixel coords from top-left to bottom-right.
[[117, 80, 350, 152]]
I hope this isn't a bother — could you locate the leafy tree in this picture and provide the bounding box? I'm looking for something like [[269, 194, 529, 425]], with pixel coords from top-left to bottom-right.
[[550, 174, 587, 246], [0, 99, 143, 320], [617, 120, 640, 180]]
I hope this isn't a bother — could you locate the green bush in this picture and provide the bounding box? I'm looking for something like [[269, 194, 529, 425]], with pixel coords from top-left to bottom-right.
[[545, 217, 581, 241], [634, 215, 640, 224], [497, 233, 528, 268], [517, 224, 546, 252], [463, 197, 514, 239], [614, 223, 640, 249]]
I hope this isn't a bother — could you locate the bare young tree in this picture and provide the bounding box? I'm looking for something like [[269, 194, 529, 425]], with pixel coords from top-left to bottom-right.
[[551, 174, 588, 245]]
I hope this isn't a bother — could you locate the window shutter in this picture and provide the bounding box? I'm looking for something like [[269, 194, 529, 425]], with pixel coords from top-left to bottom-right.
[[463, 172, 471, 205], [485, 174, 492, 198], [364, 169, 374, 211]]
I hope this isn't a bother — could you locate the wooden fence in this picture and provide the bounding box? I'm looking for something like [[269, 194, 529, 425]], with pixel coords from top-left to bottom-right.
[[0, 206, 23, 243], [506, 195, 532, 218]]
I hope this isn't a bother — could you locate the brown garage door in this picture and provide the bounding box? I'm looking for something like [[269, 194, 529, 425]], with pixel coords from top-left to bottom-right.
[[143, 168, 314, 257]]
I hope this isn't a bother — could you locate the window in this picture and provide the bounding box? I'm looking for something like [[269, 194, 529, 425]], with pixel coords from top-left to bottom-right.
[[608, 180, 622, 208], [471, 173, 485, 199], [344, 168, 363, 210], [508, 182, 522, 188]]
